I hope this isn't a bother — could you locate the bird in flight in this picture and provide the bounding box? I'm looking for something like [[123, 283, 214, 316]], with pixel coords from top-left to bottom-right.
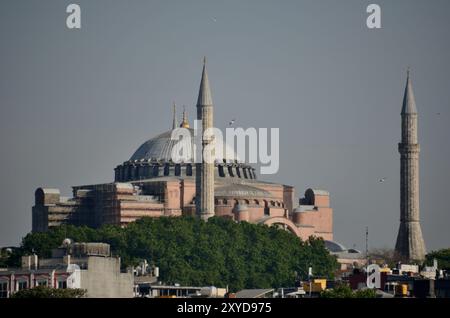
[[211, 17, 217, 22], [379, 177, 387, 183], [228, 119, 236, 126]]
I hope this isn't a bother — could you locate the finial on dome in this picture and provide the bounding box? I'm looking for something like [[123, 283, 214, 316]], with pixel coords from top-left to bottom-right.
[[180, 105, 190, 128]]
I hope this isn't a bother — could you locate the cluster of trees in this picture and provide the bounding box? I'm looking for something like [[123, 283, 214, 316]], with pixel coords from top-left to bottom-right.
[[426, 249, 450, 270], [320, 284, 376, 298], [11, 286, 86, 298], [368, 247, 450, 269], [11, 216, 338, 292]]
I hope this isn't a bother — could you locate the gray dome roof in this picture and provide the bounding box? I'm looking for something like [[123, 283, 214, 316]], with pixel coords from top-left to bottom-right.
[[324, 240, 348, 253], [130, 128, 239, 162], [215, 184, 272, 198]]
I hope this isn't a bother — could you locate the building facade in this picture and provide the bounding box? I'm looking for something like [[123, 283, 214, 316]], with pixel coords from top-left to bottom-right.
[[0, 242, 133, 298], [32, 61, 334, 242]]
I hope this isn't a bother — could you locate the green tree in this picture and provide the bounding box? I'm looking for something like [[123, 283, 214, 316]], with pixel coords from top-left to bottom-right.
[[11, 286, 86, 298], [16, 216, 339, 292], [320, 283, 377, 298], [425, 249, 450, 270]]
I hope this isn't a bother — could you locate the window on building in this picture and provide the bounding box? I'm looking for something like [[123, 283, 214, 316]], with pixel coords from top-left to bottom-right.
[[186, 164, 192, 176], [228, 166, 234, 177], [264, 201, 270, 216], [153, 165, 159, 177], [58, 280, 67, 289], [218, 165, 225, 177], [135, 166, 140, 179], [37, 280, 47, 287], [235, 167, 241, 178], [175, 164, 181, 176], [0, 282, 8, 298], [243, 168, 248, 179], [18, 281, 27, 291], [164, 164, 170, 176]]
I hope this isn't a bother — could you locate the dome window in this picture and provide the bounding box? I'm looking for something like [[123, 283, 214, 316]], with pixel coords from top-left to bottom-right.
[[218, 165, 225, 177], [175, 164, 181, 176], [228, 166, 234, 177], [186, 164, 192, 176], [164, 164, 170, 176], [152, 165, 159, 177]]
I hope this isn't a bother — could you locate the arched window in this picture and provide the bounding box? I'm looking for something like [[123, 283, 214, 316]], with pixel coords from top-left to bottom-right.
[[236, 167, 241, 178], [228, 166, 234, 177], [218, 165, 225, 177], [186, 164, 192, 176], [263, 200, 270, 216], [136, 166, 141, 179], [164, 164, 170, 176], [153, 165, 159, 177], [175, 164, 181, 176], [243, 168, 248, 179], [127, 165, 133, 180]]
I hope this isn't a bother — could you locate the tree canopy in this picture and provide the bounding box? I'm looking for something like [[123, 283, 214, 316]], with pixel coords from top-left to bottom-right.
[[11, 286, 86, 298], [320, 284, 376, 298], [426, 248, 450, 270], [15, 216, 338, 291]]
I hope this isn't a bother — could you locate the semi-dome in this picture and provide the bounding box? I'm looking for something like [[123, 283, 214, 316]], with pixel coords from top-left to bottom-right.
[[324, 240, 348, 253], [130, 128, 239, 163]]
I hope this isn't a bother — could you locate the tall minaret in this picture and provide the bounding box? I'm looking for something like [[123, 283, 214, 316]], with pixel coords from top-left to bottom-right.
[[172, 102, 177, 129], [395, 69, 426, 261], [195, 57, 215, 220]]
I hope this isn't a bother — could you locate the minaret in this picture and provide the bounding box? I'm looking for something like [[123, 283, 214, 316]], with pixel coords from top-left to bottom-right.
[[195, 57, 215, 220], [172, 102, 177, 129], [395, 69, 426, 261]]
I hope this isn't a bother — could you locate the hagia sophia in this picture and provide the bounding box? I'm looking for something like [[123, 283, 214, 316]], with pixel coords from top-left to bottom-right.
[[32, 60, 335, 245]]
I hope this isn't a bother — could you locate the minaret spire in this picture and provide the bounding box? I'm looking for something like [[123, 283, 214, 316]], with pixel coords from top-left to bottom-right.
[[172, 102, 177, 129], [195, 57, 215, 221], [401, 68, 417, 115], [395, 69, 426, 261], [196, 57, 213, 111]]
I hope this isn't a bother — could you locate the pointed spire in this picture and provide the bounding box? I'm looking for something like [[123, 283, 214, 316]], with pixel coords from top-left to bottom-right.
[[180, 105, 190, 128], [172, 102, 177, 129], [196, 56, 213, 106], [402, 68, 417, 114]]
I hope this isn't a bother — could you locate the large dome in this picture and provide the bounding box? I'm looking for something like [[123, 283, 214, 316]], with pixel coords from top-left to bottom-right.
[[130, 128, 240, 163], [115, 127, 256, 182]]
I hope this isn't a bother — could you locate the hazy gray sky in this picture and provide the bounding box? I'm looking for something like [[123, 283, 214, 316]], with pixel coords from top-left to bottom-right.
[[1, 0, 449, 252]]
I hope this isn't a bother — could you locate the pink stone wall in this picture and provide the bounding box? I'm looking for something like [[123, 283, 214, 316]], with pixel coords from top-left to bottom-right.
[[314, 195, 330, 208]]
